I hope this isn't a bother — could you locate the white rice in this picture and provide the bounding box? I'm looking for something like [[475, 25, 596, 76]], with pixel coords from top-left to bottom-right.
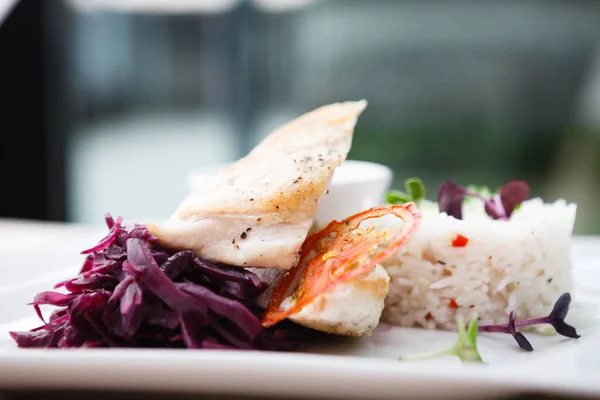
[[381, 197, 577, 331]]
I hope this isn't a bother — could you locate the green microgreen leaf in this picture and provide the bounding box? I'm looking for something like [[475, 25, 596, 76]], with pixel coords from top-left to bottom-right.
[[404, 178, 426, 202], [385, 190, 412, 205], [454, 315, 484, 363], [464, 184, 493, 200], [386, 178, 427, 204], [399, 314, 484, 364], [467, 315, 478, 343]]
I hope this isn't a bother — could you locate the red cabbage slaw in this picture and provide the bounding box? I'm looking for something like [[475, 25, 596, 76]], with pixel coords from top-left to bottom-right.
[[10, 214, 308, 350]]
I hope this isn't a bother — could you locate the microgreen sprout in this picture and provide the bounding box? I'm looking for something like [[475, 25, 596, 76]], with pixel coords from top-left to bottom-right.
[[478, 293, 580, 351], [438, 180, 530, 220], [399, 293, 580, 362], [465, 184, 493, 198], [400, 314, 483, 364], [508, 311, 533, 351], [386, 178, 426, 205]]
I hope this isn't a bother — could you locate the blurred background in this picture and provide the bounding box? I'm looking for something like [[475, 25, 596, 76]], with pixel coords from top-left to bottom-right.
[[1, 0, 600, 233]]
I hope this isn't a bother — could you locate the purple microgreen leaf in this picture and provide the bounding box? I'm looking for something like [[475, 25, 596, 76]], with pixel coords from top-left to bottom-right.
[[498, 180, 530, 218], [438, 179, 531, 221], [547, 293, 580, 339], [552, 319, 581, 339], [549, 292, 571, 322], [508, 311, 533, 352], [479, 293, 580, 351], [437, 180, 466, 219], [484, 194, 507, 220], [514, 293, 580, 339]]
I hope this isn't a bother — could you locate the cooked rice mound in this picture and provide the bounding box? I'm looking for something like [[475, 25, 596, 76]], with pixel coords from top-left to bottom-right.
[[381, 197, 577, 330]]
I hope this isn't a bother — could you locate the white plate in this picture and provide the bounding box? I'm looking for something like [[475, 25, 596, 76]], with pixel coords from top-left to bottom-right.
[[0, 228, 599, 399]]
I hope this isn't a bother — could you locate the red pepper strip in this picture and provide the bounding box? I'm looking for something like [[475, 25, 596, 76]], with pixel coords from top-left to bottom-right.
[[261, 202, 422, 328], [452, 234, 469, 247]]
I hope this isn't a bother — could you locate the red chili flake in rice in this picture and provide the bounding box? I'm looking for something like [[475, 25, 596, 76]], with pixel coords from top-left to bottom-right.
[[448, 299, 459, 308], [451, 234, 469, 247]]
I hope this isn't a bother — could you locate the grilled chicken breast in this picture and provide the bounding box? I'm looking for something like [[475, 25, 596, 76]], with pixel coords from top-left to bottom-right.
[[147, 100, 390, 337], [147, 100, 367, 270], [252, 265, 390, 337], [285, 264, 390, 337]]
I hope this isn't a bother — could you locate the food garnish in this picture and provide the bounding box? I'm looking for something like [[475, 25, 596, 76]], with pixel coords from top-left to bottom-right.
[[438, 180, 530, 220], [386, 178, 426, 205], [261, 203, 422, 328], [451, 234, 469, 247], [400, 293, 580, 363], [400, 314, 483, 363], [386, 178, 530, 221], [10, 214, 308, 350], [478, 292, 580, 351]]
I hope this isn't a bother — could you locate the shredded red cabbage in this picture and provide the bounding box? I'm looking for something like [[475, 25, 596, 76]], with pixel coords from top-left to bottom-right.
[[10, 214, 309, 350]]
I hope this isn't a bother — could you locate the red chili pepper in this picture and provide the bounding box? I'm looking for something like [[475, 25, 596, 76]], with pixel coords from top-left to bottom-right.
[[452, 234, 469, 247], [449, 299, 458, 308]]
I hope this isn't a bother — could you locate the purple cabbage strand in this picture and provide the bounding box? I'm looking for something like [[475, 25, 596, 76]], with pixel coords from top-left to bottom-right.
[[10, 213, 311, 351]]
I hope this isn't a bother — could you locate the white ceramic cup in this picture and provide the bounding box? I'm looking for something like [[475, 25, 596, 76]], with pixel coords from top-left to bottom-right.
[[187, 160, 394, 225]]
